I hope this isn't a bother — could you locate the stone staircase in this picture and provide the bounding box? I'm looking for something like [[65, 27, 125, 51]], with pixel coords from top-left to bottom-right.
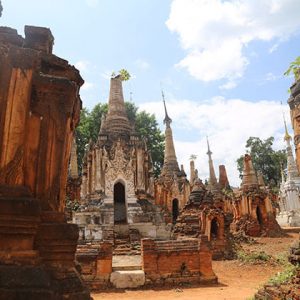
[[113, 225, 141, 255], [111, 255, 145, 288]]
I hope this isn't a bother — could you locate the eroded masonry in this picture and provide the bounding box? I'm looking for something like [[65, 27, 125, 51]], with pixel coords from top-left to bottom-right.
[[1, 22, 296, 296], [0, 26, 90, 299]]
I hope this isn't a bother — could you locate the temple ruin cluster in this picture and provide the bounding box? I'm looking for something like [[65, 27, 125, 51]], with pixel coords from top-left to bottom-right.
[[1, 23, 300, 298], [68, 71, 287, 290]]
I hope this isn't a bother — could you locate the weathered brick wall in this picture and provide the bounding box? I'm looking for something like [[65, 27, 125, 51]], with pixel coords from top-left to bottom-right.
[[141, 236, 217, 285], [76, 241, 113, 291]]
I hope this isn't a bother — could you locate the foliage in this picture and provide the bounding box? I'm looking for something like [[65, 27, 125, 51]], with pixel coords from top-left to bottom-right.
[[119, 68, 131, 81], [237, 250, 271, 264], [75, 102, 164, 177], [75, 104, 108, 167], [135, 110, 165, 177], [284, 56, 300, 81], [189, 154, 197, 160], [66, 199, 80, 212], [111, 69, 131, 81], [268, 263, 297, 286], [0, 1, 2, 17], [237, 137, 286, 189]]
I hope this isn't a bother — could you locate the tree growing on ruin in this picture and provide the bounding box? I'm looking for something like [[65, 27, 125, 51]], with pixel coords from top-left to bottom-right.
[[284, 56, 300, 81], [237, 136, 286, 189], [111, 69, 131, 81], [75, 102, 164, 177]]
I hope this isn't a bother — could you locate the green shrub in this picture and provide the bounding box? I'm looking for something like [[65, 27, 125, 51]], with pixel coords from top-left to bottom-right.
[[237, 250, 271, 263], [268, 264, 297, 286]]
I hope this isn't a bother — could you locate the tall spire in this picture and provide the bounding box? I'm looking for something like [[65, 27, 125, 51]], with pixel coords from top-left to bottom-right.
[[283, 113, 292, 142], [161, 92, 180, 176], [206, 137, 218, 187], [283, 115, 299, 181], [99, 75, 132, 135], [162, 90, 172, 128]]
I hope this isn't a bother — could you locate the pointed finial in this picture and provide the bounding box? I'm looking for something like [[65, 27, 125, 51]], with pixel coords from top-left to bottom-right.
[[283, 114, 291, 142], [281, 101, 291, 142], [206, 136, 212, 156], [162, 89, 172, 127]]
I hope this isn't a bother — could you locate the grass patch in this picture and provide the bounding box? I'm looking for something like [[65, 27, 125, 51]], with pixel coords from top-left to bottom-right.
[[274, 252, 289, 265], [237, 250, 271, 264], [268, 264, 297, 286]]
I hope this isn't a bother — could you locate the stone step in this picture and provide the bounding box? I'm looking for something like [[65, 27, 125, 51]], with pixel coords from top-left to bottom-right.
[[112, 265, 142, 271], [110, 270, 145, 288]]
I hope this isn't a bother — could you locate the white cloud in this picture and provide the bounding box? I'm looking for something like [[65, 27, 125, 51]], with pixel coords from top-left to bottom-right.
[[219, 80, 238, 90], [269, 43, 279, 53], [75, 60, 90, 74], [100, 70, 113, 80], [135, 59, 150, 70], [85, 0, 99, 8], [265, 72, 281, 81], [140, 97, 290, 186], [166, 0, 300, 82], [81, 82, 94, 91]]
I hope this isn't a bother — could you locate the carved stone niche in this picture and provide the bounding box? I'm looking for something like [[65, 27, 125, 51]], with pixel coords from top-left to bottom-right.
[[0, 26, 90, 299]]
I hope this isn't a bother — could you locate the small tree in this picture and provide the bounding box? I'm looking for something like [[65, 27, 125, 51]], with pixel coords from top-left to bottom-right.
[[189, 154, 197, 161], [119, 69, 131, 81], [111, 69, 131, 81], [237, 136, 286, 189], [284, 56, 300, 81]]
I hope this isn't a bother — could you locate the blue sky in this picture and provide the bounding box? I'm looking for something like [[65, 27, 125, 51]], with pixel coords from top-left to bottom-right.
[[2, 0, 300, 185]]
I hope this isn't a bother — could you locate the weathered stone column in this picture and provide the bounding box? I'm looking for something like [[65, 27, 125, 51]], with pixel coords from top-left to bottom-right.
[[0, 25, 90, 299]]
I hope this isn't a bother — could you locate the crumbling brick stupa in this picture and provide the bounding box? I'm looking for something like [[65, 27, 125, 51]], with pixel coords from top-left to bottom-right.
[[74, 75, 171, 247], [0, 26, 90, 299], [229, 154, 282, 237], [173, 177, 235, 260]]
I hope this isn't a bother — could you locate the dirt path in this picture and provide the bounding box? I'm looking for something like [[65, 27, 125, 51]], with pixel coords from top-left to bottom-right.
[[92, 233, 298, 300]]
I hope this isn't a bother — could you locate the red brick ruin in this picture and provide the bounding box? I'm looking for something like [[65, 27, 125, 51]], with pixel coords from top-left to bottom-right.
[[0, 26, 90, 299], [0, 23, 286, 297]]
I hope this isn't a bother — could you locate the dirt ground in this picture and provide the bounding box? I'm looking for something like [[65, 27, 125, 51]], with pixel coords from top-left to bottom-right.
[[92, 232, 298, 300]]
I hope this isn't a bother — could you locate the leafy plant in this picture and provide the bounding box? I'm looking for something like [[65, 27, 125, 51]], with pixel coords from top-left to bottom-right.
[[284, 56, 300, 81], [237, 250, 271, 263], [189, 154, 197, 160], [268, 264, 297, 286]]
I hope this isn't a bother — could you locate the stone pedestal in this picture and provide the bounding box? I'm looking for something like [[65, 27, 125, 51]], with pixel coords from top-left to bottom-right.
[[0, 188, 40, 265], [277, 210, 300, 227]]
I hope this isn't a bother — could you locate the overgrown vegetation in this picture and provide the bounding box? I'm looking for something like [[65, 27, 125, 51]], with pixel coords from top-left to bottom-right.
[[237, 250, 271, 264], [268, 264, 297, 286], [284, 56, 300, 81]]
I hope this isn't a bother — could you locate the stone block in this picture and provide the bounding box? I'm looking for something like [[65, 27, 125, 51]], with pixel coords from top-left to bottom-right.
[[110, 270, 145, 288]]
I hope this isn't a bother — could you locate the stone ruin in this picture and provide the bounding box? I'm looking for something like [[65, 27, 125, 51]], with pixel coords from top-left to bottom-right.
[[0, 26, 90, 299], [277, 91, 300, 227], [154, 97, 191, 223], [73, 76, 171, 252], [71, 75, 219, 290], [173, 178, 235, 259], [229, 154, 282, 237]]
